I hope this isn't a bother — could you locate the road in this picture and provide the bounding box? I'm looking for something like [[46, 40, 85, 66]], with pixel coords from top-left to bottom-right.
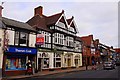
[[14, 66, 120, 80]]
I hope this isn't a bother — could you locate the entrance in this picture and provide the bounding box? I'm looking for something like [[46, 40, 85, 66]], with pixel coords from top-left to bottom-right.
[[68, 59, 71, 67], [38, 58, 42, 71]]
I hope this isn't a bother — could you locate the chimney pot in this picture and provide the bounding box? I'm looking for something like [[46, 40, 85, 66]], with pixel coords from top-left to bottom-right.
[[34, 6, 43, 16]]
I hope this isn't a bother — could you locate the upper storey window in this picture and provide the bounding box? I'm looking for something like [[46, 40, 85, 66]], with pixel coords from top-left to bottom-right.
[[15, 31, 28, 46], [69, 27, 75, 32], [56, 22, 66, 29]]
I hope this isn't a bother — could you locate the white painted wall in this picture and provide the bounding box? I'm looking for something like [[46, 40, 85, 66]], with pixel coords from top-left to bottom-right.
[[0, 29, 4, 69], [29, 34, 36, 47], [79, 54, 82, 66], [7, 30, 14, 45], [49, 52, 54, 68]]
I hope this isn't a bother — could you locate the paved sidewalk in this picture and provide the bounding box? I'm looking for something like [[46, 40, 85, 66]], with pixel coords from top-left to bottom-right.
[[2, 64, 102, 80]]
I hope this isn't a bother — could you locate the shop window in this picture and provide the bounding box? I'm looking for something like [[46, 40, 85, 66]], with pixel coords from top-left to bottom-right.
[[54, 53, 61, 68], [6, 56, 26, 70], [43, 58, 49, 68]]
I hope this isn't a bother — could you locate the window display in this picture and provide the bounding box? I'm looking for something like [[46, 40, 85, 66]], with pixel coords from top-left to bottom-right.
[[6, 55, 26, 70], [43, 58, 49, 68], [54, 53, 61, 68]]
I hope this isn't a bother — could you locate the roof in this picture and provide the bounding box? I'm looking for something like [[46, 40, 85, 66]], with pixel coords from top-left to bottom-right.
[[27, 15, 52, 32], [80, 35, 93, 46], [27, 11, 64, 33], [75, 36, 82, 42], [0, 17, 36, 31], [46, 12, 63, 25]]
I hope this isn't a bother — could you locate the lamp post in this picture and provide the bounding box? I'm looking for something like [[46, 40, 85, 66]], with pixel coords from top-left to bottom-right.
[[83, 46, 88, 70]]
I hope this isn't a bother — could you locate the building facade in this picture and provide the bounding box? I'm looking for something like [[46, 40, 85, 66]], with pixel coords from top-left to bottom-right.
[[0, 17, 37, 76], [81, 35, 101, 66], [27, 6, 82, 71]]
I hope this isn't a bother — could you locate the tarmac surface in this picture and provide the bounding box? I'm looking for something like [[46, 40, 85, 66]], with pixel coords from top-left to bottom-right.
[[2, 64, 103, 80]]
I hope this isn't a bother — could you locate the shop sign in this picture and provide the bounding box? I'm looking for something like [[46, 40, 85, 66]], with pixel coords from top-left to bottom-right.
[[6, 47, 37, 54], [36, 34, 44, 45]]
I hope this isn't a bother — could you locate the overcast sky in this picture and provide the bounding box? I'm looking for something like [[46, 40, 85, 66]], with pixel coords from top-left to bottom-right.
[[1, 0, 118, 48]]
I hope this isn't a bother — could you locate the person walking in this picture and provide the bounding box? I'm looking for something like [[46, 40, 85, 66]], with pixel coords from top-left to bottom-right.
[[92, 60, 96, 70], [26, 60, 33, 75]]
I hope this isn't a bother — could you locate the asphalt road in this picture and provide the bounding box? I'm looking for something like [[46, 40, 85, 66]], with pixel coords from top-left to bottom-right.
[[15, 66, 119, 80]]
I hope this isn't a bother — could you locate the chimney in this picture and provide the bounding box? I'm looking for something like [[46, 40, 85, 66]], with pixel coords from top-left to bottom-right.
[[0, 6, 3, 17], [34, 6, 43, 16]]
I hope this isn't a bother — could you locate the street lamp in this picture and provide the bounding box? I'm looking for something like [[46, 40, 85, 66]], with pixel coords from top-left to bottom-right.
[[83, 46, 88, 70]]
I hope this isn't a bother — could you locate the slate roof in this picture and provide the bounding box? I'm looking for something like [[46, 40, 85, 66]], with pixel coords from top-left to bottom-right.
[[0, 17, 36, 31], [27, 11, 64, 33]]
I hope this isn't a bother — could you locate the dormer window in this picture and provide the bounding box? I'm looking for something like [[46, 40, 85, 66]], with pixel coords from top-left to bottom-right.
[[69, 27, 75, 32], [56, 22, 66, 29]]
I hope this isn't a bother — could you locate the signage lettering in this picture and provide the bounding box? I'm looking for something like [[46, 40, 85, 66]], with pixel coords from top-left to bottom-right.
[[6, 47, 37, 54]]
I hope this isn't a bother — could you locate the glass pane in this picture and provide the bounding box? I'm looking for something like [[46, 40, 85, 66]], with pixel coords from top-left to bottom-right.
[[6, 56, 26, 70]]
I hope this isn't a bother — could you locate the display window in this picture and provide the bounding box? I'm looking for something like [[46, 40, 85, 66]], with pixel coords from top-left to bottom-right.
[[43, 58, 49, 68], [54, 53, 61, 68], [6, 55, 26, 70]]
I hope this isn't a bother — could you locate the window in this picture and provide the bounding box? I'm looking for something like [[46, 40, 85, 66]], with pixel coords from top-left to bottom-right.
[[56, 22, 66, 29], [6, 55, 26, 70], [19, 32, 28, 46], [15, 31, 19, 45], [54, 53, 61, 68], [54, 33, 64, 45], [69, 27, 75, 32], [15, 31, 28, 46]]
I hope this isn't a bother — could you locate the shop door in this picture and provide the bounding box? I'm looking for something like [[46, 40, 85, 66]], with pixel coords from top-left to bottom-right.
[[38, 58, 43, 71], [75, 59, 78, 66], [68, 59, 71, 67]]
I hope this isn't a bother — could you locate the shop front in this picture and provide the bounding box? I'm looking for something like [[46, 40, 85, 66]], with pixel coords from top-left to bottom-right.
[[3, 46, 37, 76], [62, 52, 73, 68], [74, 53, 82, 67], [37, 51, 62, 71], [37, 52, 50, 71]]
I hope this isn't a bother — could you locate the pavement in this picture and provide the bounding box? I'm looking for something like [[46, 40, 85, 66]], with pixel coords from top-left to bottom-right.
[[2, 64, 103, 80]]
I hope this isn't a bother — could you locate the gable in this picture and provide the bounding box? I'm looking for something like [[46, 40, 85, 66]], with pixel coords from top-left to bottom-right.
[[69, 20, 78, 33], [55, 13, 68, 29]]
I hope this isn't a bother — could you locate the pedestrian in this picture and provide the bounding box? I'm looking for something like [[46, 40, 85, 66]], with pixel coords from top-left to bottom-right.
[[26, 60, 33, 75], [92, 60, 96, 70]]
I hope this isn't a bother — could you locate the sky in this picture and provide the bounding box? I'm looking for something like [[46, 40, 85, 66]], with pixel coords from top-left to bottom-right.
[[0, 0, 119, 48]]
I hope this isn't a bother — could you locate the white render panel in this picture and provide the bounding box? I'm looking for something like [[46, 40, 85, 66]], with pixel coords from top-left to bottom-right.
[[49, 53, 54, 68], [29, 34, 36, 47], [0, 29, 4, 69], [7, 30, 14, 45], [79, 54, 82, 66]]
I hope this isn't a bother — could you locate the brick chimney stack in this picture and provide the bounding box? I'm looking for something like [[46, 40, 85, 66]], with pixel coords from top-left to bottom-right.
[[34, 6, 43, 16], [0, 6, 3, 17]]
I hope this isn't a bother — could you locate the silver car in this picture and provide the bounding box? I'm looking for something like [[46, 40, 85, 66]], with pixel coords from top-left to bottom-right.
[[103, 61, 115, 70]]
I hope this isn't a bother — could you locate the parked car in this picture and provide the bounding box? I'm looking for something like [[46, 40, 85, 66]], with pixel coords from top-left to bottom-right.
[[103, 61, 115, 70], [115, 60, 120, 66]]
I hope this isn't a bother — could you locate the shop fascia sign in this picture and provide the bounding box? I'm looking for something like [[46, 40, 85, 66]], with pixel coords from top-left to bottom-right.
[[6, 47, 37, 54]]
